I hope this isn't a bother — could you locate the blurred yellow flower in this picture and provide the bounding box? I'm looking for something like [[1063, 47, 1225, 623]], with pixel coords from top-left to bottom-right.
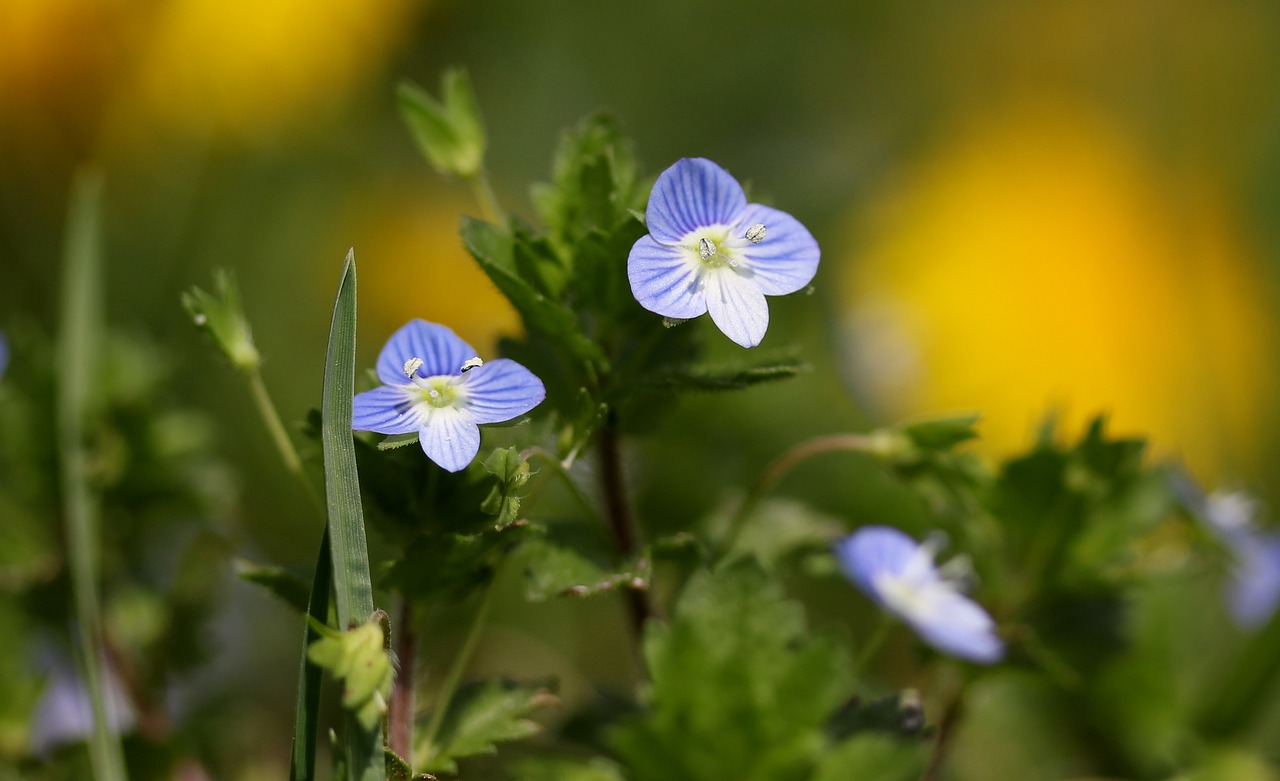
[[0, 0, 421, 146], [340, 188, 519, 355], [839, 104, 1278, 480]]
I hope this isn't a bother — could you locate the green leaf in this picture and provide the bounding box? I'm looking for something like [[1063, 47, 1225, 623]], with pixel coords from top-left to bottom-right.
[[56, 169, 128, 781], [641, 352, 808, 392], [812, 733, 929, 781], [291, 531, 332, 781], [480, 447, 531, 528], [507, 757, 627, 781], [235, 558, 312, 614], [417, 678, 557, 773], [385, 748, 437, 781], [377, 433, 420, 451], [461, 217, 608, 371], [320, 251, 384, 781], [182, 269, 261, 372], [898, 413, 981, 450], [611, 563, 851, 781], [307, 618, 394, 732], [398, 68, 486, 179], [531, 112, 643, 259], [521, 536, 650, 601], [721, 498, 845, 573], [383, 523, 530, 603]]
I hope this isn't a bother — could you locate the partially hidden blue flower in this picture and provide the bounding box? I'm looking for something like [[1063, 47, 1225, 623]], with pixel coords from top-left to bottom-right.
[[834, 525, 1004, 664], [352, 320, 545, 472], [30, 649, 135, 756], [0, 331, 8, 379], [627, 158, 820, 348], [1200, 490, 1280, 629]]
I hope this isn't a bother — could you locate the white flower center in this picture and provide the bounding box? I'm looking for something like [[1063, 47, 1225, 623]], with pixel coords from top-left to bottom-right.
[[403, 356, 466, 409], [686, 223, 766, 271]]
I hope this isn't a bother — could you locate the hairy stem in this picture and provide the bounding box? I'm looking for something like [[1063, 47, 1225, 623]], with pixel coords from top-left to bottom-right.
[[597, 424, 653, 637], [389, 598, 417, 760]]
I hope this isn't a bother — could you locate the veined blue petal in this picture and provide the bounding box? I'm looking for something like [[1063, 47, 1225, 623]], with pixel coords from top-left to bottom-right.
[[628, 235, 708, 319], [705, 267, 769, 348], [737, 204, 821, 295], [418, 407, 481, 472], [352, 386, 425, 435], [460, 358, 547, 425], [376, 319, 478, 385], [646, 158, 747, 245]]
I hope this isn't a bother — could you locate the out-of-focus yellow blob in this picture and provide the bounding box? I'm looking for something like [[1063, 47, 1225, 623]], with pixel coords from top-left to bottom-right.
[[840, 104, 1277, 480], [121, 0, 417, 140], [344, 192, 520, 355], [0, 0, 421, 145]]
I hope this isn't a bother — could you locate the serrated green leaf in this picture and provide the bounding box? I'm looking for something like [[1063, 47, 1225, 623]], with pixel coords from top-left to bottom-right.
[[417, 679, 557, 773], [721, 498, 845, 573], [480, 447, 531, 527], [521, 536, 650, 601], [398, 69, 486, 179], [461, 217, 607, 371], [610, 563, 851, 781], [641, 353, 807, 392], [378, 433, 420, 451], [236, 558, 312, 614], [383, 524, 530, 603]]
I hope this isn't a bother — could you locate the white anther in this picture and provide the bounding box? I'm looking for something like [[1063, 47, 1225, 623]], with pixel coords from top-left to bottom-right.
[[460, 356, 484, 373], [698, 237, 717, 260], [745, 223, 767, 244], [403, 357, 425, 378]]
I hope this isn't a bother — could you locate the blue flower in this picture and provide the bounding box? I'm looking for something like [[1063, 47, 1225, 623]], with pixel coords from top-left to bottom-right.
[[834, 526, 1004, 664], [627, 158, 820, 348], [1201, 491, 1280, 629], [352, 320, 545, 472], [0, 331, 8, 379]]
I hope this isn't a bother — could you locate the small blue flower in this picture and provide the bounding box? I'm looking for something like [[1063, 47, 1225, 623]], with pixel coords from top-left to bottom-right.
[[628, 158, 820, 348], [353, 320, 546, 472], [0, 331, 8, 379], [834, 526, 1004, 664], [1202, 491, 1280, 629]]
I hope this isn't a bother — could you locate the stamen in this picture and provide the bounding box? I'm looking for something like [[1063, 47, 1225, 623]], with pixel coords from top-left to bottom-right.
[[745, 223, 767, 244], [403, 357, 425, 378], [460, 356, 483, 373], [716, 250, 740, 268], [698, 237, 717, 260]]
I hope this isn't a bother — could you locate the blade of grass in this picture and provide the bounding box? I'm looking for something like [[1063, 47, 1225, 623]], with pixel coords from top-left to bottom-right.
[[321, 251, 385, 781], [57, 170, 128, 781], [288, 529, 332, 781]]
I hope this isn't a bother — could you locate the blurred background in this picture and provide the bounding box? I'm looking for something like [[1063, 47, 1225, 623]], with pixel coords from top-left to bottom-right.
[[4, 0, 1280, 777]]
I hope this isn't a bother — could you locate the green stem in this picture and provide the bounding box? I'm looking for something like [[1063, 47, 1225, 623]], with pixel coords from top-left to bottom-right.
[[57, 171, 128, 781], [418, 583, 498, 765], [467, 168, 506, 226], [246, 368, 325, 515], [522, 447, 603, 524], [720, 433, 881, 558], [852, 614, 894, 677]]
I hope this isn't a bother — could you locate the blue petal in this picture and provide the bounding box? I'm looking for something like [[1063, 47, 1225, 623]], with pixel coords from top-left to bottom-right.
[[376, 320, 478, 385], [352, 386, 424, 434], [737, 204, 821, 295], [833, 526, 920, 605], [1226, 532, 1280, 629], [705, 267, 769, 347], [461, 358, 546, 424], [418, 408, 481, 472], [909, 590, 1005, 664], [628, 235, 708, 319], [0, 331, 8, 379], [645, 158, 748, 245]]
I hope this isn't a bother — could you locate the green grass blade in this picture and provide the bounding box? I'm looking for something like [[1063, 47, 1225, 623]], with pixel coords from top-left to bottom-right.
[[321, 251, 385, 781], [288, 529, 332, 781], [57, 170, 129, 781]]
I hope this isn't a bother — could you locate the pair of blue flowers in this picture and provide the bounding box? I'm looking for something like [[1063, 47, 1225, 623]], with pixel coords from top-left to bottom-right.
[[353, 157, 820, 472], [351, 158, 1002, 663]]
